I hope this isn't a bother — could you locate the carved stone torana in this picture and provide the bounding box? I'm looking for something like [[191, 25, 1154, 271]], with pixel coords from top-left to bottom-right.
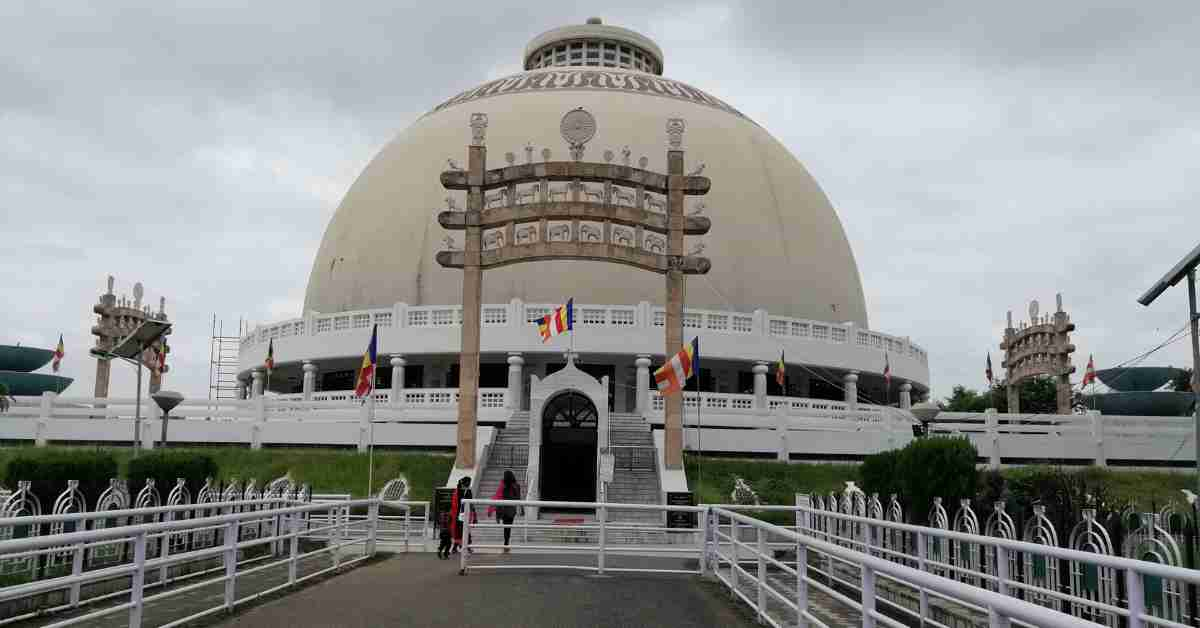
[[1000, 292, 1077, 414], [469, 113, 488, 146], [92, 276, 172, 398], [437, 111, 711, 470]]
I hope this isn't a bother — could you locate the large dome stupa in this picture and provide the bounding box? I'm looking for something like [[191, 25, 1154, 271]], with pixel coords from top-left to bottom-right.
[[303, 18, 869, 328]]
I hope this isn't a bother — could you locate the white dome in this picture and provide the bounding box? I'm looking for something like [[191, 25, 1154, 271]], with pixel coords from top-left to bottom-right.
[[304, 65, 869, 327]]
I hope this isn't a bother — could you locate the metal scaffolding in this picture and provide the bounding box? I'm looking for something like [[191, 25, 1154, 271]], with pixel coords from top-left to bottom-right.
[[209, 315, 242, 400]]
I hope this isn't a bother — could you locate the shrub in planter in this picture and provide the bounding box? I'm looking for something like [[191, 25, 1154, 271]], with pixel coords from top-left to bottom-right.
[[126, 451, 218, 504], [2, 449, 118, 512], [859, 448, 903, 505]]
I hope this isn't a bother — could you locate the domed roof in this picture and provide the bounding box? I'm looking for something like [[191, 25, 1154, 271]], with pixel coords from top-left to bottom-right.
[[303, 29, 869, 328]]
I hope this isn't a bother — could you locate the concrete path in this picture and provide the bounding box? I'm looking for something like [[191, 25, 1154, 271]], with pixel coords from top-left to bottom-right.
[[215, 553, 760, 628]]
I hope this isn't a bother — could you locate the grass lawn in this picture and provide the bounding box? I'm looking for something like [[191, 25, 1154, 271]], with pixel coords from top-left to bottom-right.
[[0, 446, 454, 501]]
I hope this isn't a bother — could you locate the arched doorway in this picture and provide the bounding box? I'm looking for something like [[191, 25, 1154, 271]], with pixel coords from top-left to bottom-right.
[[539, 391, 598, 504]]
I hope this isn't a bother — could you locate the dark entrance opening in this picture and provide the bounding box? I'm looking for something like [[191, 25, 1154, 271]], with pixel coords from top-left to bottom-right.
[[539, 391, 598, 506]]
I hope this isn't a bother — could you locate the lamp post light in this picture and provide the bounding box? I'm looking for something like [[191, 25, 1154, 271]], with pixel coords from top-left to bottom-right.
[[89, 318, 172, 457], [152, 390, 184, 448], [1138, 242, 1200, 496]]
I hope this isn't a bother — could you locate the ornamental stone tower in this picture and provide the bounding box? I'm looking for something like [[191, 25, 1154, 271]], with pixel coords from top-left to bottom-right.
[[91, 275, 172, 397]]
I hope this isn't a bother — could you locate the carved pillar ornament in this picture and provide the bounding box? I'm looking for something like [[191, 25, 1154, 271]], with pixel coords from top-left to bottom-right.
[[666, 118, 685, 149], [469, 113, 488, 146]]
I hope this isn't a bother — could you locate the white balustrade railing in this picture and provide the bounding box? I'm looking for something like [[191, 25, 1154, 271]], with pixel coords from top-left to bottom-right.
[[649, 391, 887, 422], [0, 498, 384, 627], [241, 300, 927, 365]]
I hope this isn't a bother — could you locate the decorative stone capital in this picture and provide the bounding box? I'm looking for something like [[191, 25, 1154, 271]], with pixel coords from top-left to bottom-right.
[[752, 362, 769, 375], [469, 113, 488, 146], [899, 382, 912, 392], [390, 355, 406, 368], [635, 354, 652, 369], [302, 360, 317, 374], [507, 352, 525, 367], [251, 369, 264, 382], [666, 117, 685, 150], [843, 371, 859, 384]]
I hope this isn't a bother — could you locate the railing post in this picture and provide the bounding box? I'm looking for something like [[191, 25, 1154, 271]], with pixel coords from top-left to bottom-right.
[[404, 505, 411, 553], [1126, 567, 1145, 628], [223, 520, 238, 611], [459, 501, 473, 575], [160, 520, 172, 586], [796, 493, 811, 628], [288, 513, 300, 585], [699, 506, 710, 576], [367, 500, 379, 556], [128, 531, 147, 628], [756, 526, 767, 624], [36, 391, 55, 446], [599, 504, 607, 574], [986, 408, 1001, 470], [862, 563, 876, 628], [996, 545, 1010, 597], [917, 531, 929, 623], [70, 541, 84, 607], [1089, 410, 1106, 467], [730, 516, 739, 596]]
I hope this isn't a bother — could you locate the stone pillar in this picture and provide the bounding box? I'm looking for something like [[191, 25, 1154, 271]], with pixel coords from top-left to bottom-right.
[[1007, 384, 1020, 415], [663, 125, 686, 469], [899, 383, 912, 410], [985, 408, 1000, 470], [1089, 410, 1106, 467], [454, 114, 487, 470], [1056, 373, 1072, 415], [251, 369, 264, 399], [506, 353, 524, 410], [301, 361, 316, 400], [753, 362, 769, 409], [635, 355, 652, 416], [94, 359, 111, 399], [844, 371, 859, 412], [390, 355, 406, 406]]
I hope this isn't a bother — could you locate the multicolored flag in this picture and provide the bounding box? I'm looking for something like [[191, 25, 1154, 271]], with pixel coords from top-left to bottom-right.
[[264, 338, 275, 374], [986, 353, 994, 385], [883, 353, 891, 386], [655, 337, 699, 395], [537, 299, 573, 342], [354, 325, 378, 398], [52, 335, 64, 373], [1081, 354, 1097, 388], [775, 350, 786, 387]]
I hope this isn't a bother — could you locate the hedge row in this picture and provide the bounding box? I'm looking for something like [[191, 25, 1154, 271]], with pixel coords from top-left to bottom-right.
[[3, 449, 216, 510]]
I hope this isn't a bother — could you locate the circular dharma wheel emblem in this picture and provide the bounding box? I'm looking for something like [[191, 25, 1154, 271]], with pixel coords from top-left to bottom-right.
[[560, 107, 597, 146]]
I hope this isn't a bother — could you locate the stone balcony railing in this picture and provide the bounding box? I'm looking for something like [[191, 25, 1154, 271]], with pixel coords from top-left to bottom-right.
[[649, 391, 888, 422], [241, 300, 928, 365]]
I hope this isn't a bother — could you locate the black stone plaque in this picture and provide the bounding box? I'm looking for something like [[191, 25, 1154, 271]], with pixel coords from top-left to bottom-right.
[[434, 487, 456, 531], [666, 491, 696, 529]]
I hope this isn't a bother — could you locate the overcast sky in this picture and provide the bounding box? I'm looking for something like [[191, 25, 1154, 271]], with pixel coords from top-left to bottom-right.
[[2, 0, 1196, 402]]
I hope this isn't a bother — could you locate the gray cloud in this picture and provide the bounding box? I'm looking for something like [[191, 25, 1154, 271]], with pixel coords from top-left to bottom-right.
[[2, 0, 1196, 402]]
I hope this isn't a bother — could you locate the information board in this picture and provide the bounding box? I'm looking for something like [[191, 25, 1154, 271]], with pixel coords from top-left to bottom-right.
[[666, 491, 696, 529]]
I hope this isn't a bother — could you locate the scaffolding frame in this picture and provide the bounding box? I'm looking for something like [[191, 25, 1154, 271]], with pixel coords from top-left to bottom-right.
[[209, 315, 242, 400]]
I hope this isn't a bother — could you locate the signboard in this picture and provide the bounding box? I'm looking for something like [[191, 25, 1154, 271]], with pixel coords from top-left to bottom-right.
[[433, 487, 456, 531], [666, 491, 696, 529], [599, 453, 615, 483]]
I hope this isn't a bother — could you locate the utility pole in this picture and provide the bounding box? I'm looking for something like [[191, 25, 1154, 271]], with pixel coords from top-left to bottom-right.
[[1138, 243, 1200, 497]]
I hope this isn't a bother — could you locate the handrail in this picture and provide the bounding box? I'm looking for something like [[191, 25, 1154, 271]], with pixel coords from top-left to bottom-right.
[[713, 507, 1098, 628], [0, 497, 298, 526]]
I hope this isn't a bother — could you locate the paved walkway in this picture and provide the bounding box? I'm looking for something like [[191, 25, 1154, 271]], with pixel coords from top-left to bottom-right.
[[215, 553, 760, 628]]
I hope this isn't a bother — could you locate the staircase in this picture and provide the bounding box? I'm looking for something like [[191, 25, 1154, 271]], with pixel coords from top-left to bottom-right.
[[605, 413, 662, 527], [477, 411, 530, 507]]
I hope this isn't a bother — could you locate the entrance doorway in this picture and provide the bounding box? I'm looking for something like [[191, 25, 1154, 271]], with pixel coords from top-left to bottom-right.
[[539, 391, 598, 505]]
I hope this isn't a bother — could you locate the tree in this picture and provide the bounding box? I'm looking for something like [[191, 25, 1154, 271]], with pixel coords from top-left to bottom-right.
[[940, 376, 1061, 414], [1171, 368, 1195, 393]]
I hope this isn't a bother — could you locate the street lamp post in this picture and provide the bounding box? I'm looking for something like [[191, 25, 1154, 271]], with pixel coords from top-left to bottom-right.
[[1138, 243, 1200, 496], [152, 390, 184, 448], [90, 318, 172, 457]]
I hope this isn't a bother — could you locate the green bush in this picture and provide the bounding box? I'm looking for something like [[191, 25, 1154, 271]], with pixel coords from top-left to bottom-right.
[[859, 449, 902, 502], [895, 436, 979, 525], [3, 449, 118, 512], [127, 451, 218, 504]]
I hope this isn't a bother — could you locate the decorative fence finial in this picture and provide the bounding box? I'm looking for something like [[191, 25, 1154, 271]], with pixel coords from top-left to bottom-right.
[[666, 118, 685, 150], [469, 113, 488, 146]]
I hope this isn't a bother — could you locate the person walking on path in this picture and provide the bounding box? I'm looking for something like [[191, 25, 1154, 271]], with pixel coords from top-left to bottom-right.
[[487, 470, 522, 552], [450, 476, 475, 554]]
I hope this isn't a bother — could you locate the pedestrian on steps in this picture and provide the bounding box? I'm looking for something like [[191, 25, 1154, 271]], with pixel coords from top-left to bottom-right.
[[487, 470, 522, 552]]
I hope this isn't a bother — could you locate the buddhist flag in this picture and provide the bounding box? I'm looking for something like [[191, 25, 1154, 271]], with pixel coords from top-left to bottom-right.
[[655, 337, 699, 396], [775, 350, 786, 387], [1081, 354, 1097, 388], [986, 353, 994, 385], [52, 335, 64, 373], [354, 325, 378, 398], [538, 299, 573, 342], [156, 342, 167, 374], [883, 353, 891, 386], [264, 338, 275, 374]]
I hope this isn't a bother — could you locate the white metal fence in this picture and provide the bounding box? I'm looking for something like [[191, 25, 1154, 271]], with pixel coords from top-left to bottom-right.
[[0, 498, 391, 627]]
